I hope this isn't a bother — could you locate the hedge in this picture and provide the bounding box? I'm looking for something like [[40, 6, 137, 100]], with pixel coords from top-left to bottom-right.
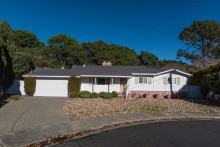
[[99, 92, 113, 99], [68, 77, 81, 96], [189, 62, 220, 101], [79, 91, 92, 98], [24, 77, 36, 96]]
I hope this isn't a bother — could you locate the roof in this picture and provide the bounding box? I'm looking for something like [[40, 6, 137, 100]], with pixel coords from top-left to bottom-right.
[[23, 66, 190, 77]]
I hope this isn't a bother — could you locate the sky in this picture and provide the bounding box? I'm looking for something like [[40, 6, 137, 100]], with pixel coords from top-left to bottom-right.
[[1, 0, 220, 62]]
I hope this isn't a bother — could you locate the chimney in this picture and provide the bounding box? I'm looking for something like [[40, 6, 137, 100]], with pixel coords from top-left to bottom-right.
[[102, 61, 112, 66]]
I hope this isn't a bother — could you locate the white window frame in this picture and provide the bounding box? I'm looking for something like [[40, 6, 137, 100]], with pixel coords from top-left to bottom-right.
[[168, 78, 176, 84], [139, 77, 148, 84], [96, 78, 110, 85]]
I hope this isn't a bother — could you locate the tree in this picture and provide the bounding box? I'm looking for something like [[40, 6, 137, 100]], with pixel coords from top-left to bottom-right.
[[177, 20, 220, 66], [13, 52, 34, 78], [0, 20, 15, 92], [139, 51, 159, 66], [12, 30, 43, 48], [82, 40, 140, 65], [47, 34, 83, 68]]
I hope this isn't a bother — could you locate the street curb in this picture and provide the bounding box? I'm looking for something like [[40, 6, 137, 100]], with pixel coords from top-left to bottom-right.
[[25, 114, 220, 147]]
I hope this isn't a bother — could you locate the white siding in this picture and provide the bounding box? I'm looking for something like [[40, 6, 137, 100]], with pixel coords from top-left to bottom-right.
[[34, 79, 68, 97], [109, 78, 120, 92], [80, 78, 93, 92], [80, 77, 120, 93], [128, 76, 153, 91], [128, 73, 188, 92], [20, 80, 25, 95], [93, 85, 109, 93], [171, 74, 188, 92]]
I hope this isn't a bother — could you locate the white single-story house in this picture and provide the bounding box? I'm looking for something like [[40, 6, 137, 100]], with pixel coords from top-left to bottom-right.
[[8, 62, 202, 98]]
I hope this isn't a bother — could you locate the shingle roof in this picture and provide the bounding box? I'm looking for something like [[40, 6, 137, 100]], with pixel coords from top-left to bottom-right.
[[24, 66, 178, 77]]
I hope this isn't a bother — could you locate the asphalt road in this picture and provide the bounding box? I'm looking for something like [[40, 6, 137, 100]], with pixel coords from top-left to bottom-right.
[[53, 120, 220, 147]]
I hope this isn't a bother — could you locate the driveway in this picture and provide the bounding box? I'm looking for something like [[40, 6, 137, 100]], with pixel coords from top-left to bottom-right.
[[0, 96, 70, 135]]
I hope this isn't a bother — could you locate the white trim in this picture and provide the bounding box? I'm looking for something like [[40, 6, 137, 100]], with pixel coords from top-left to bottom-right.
[[155, 69, 191, 76], [80, 75, 132, 78], [132, 73, 155, 75], [175, 69, 192, 76], [23, 75, 70, 78], [154, 69, 174, 76]]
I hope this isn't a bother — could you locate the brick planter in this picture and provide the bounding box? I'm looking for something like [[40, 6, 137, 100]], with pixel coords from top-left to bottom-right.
[[143, 93, 149, 98], [153, 94, 160, 99], [132, 93, 137, 98], [164, 94, 171, 99]]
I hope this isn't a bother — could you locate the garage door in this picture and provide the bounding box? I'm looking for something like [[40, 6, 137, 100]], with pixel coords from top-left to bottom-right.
[[34, 79, 68, 97]]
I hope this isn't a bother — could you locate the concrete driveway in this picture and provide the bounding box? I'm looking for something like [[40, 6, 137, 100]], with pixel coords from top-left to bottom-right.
[[0, 96, 70, 135]]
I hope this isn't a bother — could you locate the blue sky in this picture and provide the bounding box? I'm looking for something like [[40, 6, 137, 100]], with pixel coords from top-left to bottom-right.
[[1, 0, 220, 62]]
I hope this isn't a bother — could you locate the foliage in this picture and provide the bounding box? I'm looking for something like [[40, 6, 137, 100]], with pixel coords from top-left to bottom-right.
[[7, 95, 21, 102], [13, 52, 34, 78], [140, 51, 159, 66], [82, 40, 140, 65], [79, 91, 92, 98], [12, 30, 43, 48], [68, 77, 81, 94], [177, 20, 220, 65], [0, 20, 15, 92], [69, 92, 79, 98], [48, 34, 84, 68], [25, 46, 59, 69], [189, 62, 220, 100], [24, 77, 36, 96], [99, 92, 113, 99], [112, 91, 118, 98], [91, 92, 99, 98]]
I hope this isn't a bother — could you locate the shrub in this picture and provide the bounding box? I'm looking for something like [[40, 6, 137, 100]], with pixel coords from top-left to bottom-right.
[[79, 91, 92, 98], [24, 77, 36, 96], [98, 92, 105, 98], [68, 77, 81, 94], [99, 92, 113, 99], [69, 92, 79, 98], [189, 62, 220, 101], [112, 91, 118, 98], [91, 92, 99, 98]]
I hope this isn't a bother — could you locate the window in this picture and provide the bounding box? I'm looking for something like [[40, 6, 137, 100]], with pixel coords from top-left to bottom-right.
[[172, 78, 176, 84], [168, 78, 176, 84], [97, 78, 110, 85], [139, 77, 147, 84]]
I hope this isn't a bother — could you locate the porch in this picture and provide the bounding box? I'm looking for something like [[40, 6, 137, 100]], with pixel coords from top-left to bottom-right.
[[80, 76, 130, 96]]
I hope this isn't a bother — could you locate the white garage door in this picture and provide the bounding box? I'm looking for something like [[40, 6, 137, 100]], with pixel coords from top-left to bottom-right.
[[34, 79, 68, 97]]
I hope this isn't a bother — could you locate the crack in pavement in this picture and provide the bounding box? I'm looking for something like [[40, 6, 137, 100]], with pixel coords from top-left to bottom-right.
[[11, 104, 31, 132]]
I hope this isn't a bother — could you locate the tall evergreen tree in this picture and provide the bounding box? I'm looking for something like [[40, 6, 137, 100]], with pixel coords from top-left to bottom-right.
[[0, 20, 15, 92], [177, 20, 220, 66]]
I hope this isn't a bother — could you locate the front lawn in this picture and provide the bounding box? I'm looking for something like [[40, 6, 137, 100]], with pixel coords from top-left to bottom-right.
[[63, 98, 220, 120]]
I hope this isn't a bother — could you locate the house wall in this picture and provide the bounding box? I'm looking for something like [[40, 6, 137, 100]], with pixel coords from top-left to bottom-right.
[[154, 73, 188, 92], [80, 77, 120, 93], [128, 73, 188, 92]]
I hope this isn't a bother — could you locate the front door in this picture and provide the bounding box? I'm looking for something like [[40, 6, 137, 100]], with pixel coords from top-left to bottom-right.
[[120, 78, 127, 92]]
